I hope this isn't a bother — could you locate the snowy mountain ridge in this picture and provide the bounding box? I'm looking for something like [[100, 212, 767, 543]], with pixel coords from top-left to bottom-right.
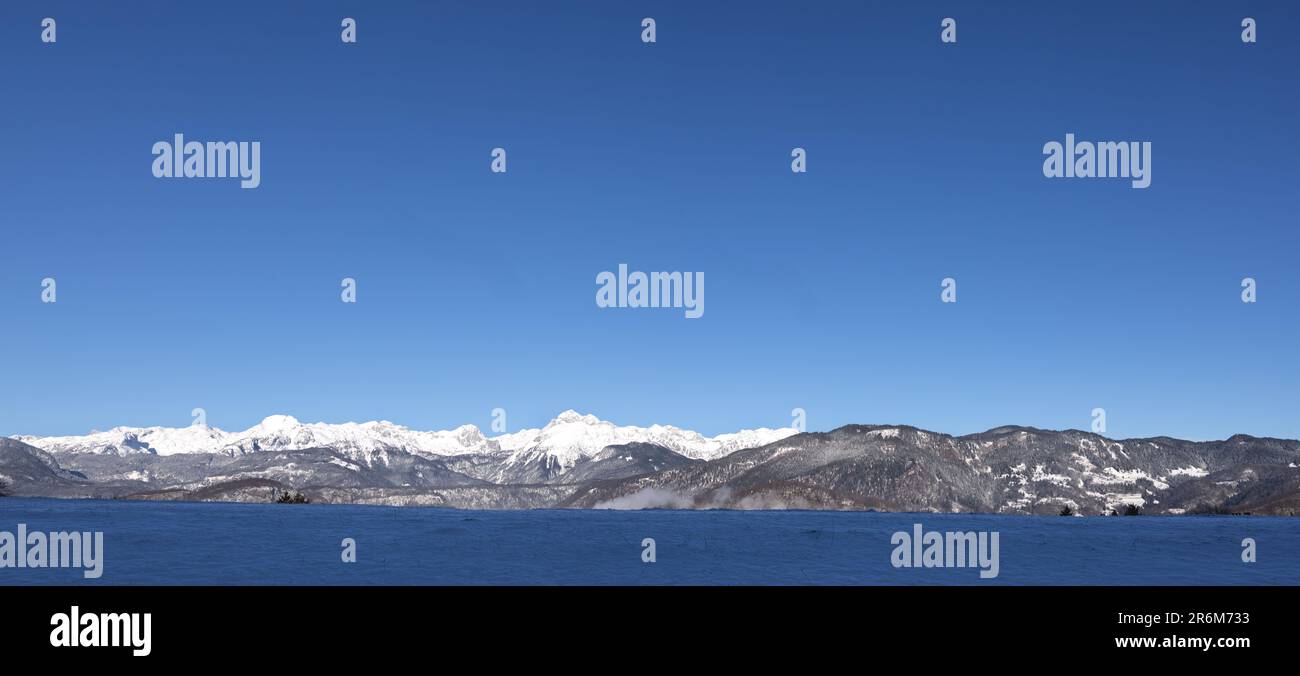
[[11, 410, 799, 467]]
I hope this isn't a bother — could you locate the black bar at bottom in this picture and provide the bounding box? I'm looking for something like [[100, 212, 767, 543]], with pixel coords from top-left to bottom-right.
[[1, 585, 1287, 663]]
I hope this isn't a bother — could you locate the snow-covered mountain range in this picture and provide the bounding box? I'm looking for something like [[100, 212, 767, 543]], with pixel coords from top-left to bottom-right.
[[4, 417, 1300, 514], [11, 410, 798, 468]]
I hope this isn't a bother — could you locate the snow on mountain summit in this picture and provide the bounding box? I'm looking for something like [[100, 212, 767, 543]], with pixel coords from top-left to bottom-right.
[[551, 409, 599, 425], [12, 411, 799, 468], [11, 423, 232, 457], [215, 418, 497, 462], [498, 410, 798, 468], [254, 414, 301, 432]]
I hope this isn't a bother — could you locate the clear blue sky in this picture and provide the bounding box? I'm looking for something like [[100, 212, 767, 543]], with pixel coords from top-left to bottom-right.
[[2, 1, 1297, 440]]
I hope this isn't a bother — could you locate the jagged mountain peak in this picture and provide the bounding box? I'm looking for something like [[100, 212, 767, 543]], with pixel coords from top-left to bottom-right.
[[550, 409, 599, 425]]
